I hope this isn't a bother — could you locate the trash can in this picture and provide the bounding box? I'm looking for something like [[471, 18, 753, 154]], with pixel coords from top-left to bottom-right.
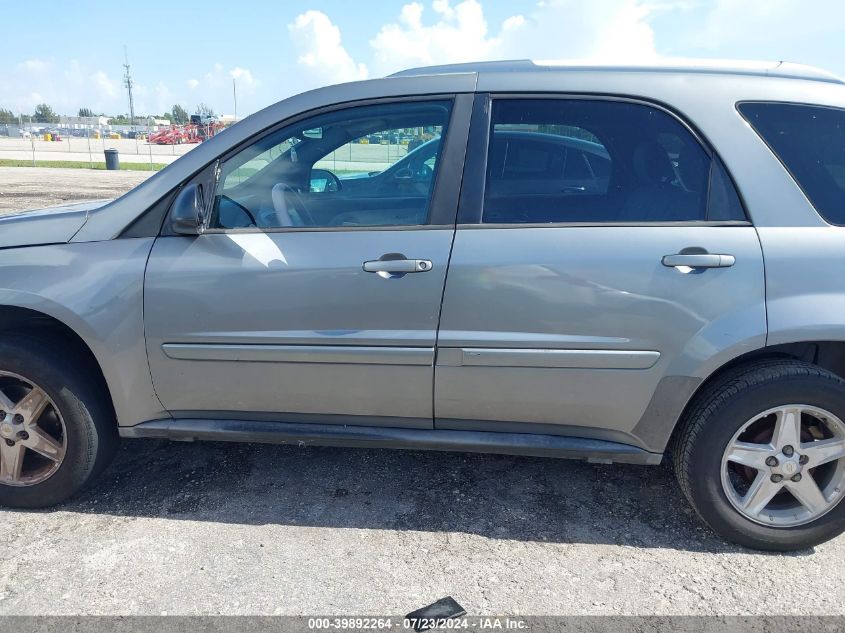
[[104, 148, 119, 171]]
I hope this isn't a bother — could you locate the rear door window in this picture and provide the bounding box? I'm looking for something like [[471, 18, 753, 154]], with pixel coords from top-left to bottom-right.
[[483, 99, 745, 224], [738, 102, 845, 225]]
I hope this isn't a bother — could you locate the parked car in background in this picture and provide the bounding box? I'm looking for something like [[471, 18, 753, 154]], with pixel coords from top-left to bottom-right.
[[1, 60, 845, 551]]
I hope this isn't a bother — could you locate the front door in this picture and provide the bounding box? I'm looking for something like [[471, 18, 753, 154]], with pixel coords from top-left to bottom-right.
[[144, 96, 470, 429]]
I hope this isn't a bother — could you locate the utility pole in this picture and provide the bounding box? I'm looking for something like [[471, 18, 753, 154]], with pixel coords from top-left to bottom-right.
[[123, 45, 136, 128], [232, 78, 237, 120]]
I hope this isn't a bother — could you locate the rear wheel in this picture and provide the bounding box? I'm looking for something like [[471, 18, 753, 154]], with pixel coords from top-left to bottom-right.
[[0, 334, 118, 508], [674, 360, 845, 550]]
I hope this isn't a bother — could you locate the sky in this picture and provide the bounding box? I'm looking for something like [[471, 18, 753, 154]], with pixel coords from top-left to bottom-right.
[[0, 0, 844, 118]]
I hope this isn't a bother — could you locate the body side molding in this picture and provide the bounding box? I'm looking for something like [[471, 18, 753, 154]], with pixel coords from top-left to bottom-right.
[[161, 343, 433, 365], [438, 347, 660, 369]]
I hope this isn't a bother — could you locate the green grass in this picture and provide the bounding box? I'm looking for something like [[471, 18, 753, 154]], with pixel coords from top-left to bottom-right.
[[0, 159, 168, 171]]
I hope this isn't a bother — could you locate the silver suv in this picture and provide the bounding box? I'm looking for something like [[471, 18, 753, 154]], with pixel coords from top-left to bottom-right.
[[2, 60, 844, 551]]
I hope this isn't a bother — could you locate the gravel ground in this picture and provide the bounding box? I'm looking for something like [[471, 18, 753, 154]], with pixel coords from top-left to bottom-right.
[[0, 167, 843, 617], [0, 167, 153, 214], [1, 442, 844, 616]]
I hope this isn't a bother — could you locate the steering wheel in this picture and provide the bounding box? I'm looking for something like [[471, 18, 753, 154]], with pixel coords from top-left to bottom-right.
[[417, 163, 434, 180], [312, 169, 343, 193], [274, 183, 318, 226]]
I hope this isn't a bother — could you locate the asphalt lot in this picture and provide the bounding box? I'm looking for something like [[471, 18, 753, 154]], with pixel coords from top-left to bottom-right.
[[0, 167, 844, 616]]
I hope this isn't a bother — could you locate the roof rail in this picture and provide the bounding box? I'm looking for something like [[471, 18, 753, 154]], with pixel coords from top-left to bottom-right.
[[389, 59, 844, 85]]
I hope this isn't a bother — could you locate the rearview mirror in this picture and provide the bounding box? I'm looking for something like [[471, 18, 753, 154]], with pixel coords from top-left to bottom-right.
[[169, 183, 205, 235]]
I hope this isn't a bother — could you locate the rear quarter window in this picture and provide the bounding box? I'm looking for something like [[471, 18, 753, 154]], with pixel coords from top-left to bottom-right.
[[738, 102, 845, 225]]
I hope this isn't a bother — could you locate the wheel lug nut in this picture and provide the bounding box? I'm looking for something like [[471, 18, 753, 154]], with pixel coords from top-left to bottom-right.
[[771, 474, 784, 483], [799, 455, 809, 465], [4, 439, 14, 447], [782, 445, 794, 457], [16, 431, 28, 441], [766, 456, 779, 467], [792, 474, 802, 482], [13, 414, 24, 425]]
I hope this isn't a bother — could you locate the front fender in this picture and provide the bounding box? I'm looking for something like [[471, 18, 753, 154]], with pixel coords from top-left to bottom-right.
[[0, 239, 166, 426]]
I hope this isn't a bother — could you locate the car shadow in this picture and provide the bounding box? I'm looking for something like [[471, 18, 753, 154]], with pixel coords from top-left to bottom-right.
[[33, 439, 811, 555]]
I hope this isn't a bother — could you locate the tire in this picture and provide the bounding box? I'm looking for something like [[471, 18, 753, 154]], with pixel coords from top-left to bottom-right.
[[0, 333, 118, 508], [673, 359, 845, 550]]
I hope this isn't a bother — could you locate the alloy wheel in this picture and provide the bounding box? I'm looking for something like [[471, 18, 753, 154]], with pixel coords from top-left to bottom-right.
[[0, 371, 66, 487], [721, 405, 845, 527]]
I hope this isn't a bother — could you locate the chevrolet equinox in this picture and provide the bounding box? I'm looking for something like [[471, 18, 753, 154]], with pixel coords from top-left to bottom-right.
[[1, 60, 845, 551]]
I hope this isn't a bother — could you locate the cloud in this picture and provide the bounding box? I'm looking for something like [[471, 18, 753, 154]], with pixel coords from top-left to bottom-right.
[[229, 67, 255, 86], [370, 0, 511, 72], [151, 82, 175, 114], [288, 10, 369, 87], [0, 57, 128, 114], [285, 1, 661, 89], [3, 1, 844, 117], [89, 70, 119, 99], [17, 58, 52, 73], [690, 0, 845, 50], [367, 0, 661, 75], [201, 63, 257, 90]]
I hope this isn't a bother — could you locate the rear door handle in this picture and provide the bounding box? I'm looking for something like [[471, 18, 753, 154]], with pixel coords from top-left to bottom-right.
[[363, 258, 433, 275], [662, 253, 735, 269]]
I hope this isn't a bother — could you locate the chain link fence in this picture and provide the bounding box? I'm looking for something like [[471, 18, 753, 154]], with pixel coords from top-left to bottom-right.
[[0, 122, 200, 171]]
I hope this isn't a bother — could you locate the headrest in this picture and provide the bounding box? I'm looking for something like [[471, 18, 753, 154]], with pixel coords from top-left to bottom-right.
[[632, 142, 674, 186], [676, 146, 708, 193]]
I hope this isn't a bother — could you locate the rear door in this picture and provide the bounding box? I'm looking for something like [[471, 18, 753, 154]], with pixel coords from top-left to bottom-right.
[[435, 95, 766, 451], [144, 95, 471, 428]]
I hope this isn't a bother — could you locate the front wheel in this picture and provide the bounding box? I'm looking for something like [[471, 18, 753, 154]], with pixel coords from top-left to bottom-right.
[[0, 334, 118, 508], [674, 360, 845, 550]]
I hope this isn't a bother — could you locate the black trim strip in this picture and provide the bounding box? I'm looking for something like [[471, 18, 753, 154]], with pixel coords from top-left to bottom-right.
[[456, 93, 491, 224], [456, 220, 751, 229], [120, 418, 663, 465]]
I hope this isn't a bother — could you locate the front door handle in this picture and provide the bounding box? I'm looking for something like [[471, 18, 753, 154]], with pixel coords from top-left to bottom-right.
[[662, 253, 735, 269], [363, 257, 433, 278]]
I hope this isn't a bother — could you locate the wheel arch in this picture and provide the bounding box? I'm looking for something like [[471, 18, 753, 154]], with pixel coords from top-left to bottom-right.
[[660, 339, 845, 453], [0, 305, 115, 419]]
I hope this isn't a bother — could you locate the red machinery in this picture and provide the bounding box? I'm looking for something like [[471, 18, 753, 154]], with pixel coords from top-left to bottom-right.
[[148, 121, 225, 145], [148, 126, 190, 145]]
